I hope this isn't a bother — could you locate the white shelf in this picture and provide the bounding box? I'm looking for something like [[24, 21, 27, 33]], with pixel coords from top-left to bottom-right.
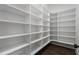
[[51, 40, 74, 45], [42, 35, 50, 39], [50, 34, 57, 36], [50, 26, 75, 27], [8, 4, 49, 21], [0, 31, 49, 40], [30, 31, 50, 34], [57, 19, 75, 23], [30, 38, 42, 44], [43, 32, 50, 37], [31, 24, 42, 26], [0, 5, 26, 16], [0, 5, 30, 25], [0, 33, 29, 39], [59, 35, 75, 38], [31, 13, 48, 20], [51, 34, 75, 38], [7, 4, 30, 15], [31, 5, 42, 13], [42, 30, 50, 32], [43, 25, 50, 27], [31, 41, 50, 55], [31, 35, 50, 44], [0, 43, 30, 55], [6, 4, 46, 20], [30, 31, 42, 34], [0, 19, 28, 25], [58, 14, 75, 18], [31, 46, 41, 55], [51, 19, 75, 24], [31, 4, 50, 16], [58, 8, 75, 14], [42, 41, 50, 48], [50, 30, 75, 32]]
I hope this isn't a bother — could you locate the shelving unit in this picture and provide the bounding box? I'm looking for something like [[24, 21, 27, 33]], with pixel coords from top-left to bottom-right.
[[0, 4, 50, 55], [50, 8, 76, 45], [0, 4, 77, 55], [50, 13, 58, 41], [30, 4, 50, 55]]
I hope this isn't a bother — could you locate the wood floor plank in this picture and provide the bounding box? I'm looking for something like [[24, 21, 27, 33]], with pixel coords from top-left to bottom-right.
[[36, 44, 76, 55]]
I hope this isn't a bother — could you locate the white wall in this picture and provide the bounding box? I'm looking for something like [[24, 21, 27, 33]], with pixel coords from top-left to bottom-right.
[[47, 4, 76, 13]]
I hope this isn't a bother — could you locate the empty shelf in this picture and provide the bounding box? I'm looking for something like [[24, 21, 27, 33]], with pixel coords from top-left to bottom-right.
[[0, 43, 30, 55], [51, 40, 74, 45], [0, 33, 28, 39]]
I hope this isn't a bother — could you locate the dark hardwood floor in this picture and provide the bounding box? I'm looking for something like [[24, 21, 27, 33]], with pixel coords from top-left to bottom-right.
[[36, 44, 76, 55]]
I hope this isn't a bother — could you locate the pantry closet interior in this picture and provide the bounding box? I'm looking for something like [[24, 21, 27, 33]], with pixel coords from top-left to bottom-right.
[[0, 4, 78, 55]]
